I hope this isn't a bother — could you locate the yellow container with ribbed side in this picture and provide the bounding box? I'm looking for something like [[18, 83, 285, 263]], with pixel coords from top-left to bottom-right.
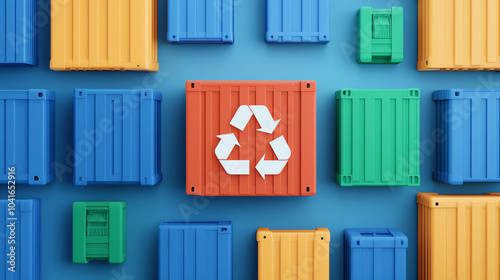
[[257, 227, 330, 280], [417, 193, 500, 280], [50, 0, 158, 71], [418, 0, 500, 71]]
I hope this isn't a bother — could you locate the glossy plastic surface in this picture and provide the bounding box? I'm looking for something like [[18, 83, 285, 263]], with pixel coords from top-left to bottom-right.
[[418, 0, 500, 71], [73, 201, 127, 264], [336, 89, 420, 186], [74, 89, 162, 186], [0, 0, 38, 65], [158, 222, 233, 280], [345, 228, 408, 280], [0, 90, 55, 185], [257, 227, 330, 280], [0, 199, 41, 280], [266, 0, 330, 43], [51, 0, 158, 71], [433, 89, 500, 184], [186, 81, 316, 196], [167, 0, 234, 43], [357, 7, 403, 64], [417, 193, 500, 280]]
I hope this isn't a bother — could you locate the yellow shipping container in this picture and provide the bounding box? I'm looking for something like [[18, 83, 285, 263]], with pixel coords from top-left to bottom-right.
[[418, 0, 500, 71], [256, 227, 330, 280], [50, 0, 158, 71], [417, 193, 500, 280]]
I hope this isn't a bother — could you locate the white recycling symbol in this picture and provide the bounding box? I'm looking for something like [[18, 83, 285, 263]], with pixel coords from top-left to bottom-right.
[[215, 105, 291, 179]]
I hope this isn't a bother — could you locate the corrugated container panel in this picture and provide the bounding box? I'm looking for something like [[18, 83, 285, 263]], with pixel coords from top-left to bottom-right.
[[417, 193, 500, 280], [50, 0, 158, 71], [257, 227, 330, 280], [418, 0, 500, 71], [74, 89, 162, 186], [186, 81, 317, 196], [0, 0, 38, 65], [335, 89, 420, 186], [433, 89, 500, 184], [167, 0, 234, 43], [158, 222, 233, 280], [0, 199, 41, 280], [0, 90, 55, 185], [266, 0, 330, 43], [73, 201, 127, 264], [345, 228, 408, 280]]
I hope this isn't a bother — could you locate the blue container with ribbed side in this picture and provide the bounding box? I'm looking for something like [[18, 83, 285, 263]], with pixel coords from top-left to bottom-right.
[[433, 89, 500, 185], [345, 228, 408, 280], [74, 89, 162, 186], [0, 199, 41, 280], [158, 222, 233, 280], [266, 0, 330, 43], [167, 0, 234, 43], [0, 0, 38, 65], [0, 90, 55, 185]]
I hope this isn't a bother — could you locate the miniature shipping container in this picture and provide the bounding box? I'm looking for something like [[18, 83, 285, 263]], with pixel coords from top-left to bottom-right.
[[158, 222, 233, 280], [73, 201, 127, 264], [434, 89, 500, 184], [167, 0, 234, 43], [51, 0, 158, 71], [0, 90, 55, 185], [0, 199, 41, 279], [257, 227, 330, 280], [266, 0, 330, 43], [336, 89, 420, 186], [357, 7, 403, 64], [417, 193, 500, 280], [345, 228, 408, 280], [74, 89, 162, 186], [186, 81, 316, 196], [418, 0, 500, 70], [0, 0, 38, 65]]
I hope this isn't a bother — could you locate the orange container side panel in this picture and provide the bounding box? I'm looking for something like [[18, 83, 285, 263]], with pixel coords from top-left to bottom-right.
[[50, 0, 158, 71], [256, 228, 330, 280], [418, 0, 500, 71], [186, 81, 317, 196], [417, 193, 500, 280]]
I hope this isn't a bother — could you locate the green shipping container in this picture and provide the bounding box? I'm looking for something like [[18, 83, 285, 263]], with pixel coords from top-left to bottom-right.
[[336, 89, 420, 186], [73, 201, 127, 264]]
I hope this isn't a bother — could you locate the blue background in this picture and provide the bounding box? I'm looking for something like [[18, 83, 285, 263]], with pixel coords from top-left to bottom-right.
[[1, 0, 500, 279]]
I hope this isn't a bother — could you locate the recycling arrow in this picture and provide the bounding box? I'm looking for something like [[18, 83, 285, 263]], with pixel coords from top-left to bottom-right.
[[255, 155, 288, 179], [220, 160, 250, 175], [215, 134, 240, 160], [249, 105, 280, 134]]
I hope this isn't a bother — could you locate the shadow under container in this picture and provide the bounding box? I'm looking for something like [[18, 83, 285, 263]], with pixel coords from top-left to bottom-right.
[[158, 222, 233, 280], [50, 0, 158, 71], [336, 89, 420, 186], [73, 201, 127, 264], [345, 228, 408, 280], [257, 227, 330, 280], [74, 89, 162, 186], [433, 89, 500, 184]]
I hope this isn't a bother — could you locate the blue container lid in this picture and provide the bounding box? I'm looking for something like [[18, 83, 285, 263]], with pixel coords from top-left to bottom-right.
[[345, 228, 408, 248]]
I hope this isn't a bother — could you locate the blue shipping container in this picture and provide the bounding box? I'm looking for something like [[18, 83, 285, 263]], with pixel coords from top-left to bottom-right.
[[167, 0, 234, 43], [0, 0, 38, 65], [158, 222, 233, 280], [0, 90, 55, 185], [0, 199, 41, 280], [266, 0, 330, 43], [434, 89, 500, 184], [345, 228, 407, 280], [74, 89, 162, 186]]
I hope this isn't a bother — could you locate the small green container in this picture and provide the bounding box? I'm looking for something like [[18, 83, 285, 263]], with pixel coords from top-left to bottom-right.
[[357, 7, 403, 64], [336, 89, 420, 186], [73, 201, 127, 264]]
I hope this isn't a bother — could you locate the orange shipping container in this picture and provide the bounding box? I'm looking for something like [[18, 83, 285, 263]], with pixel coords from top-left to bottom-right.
[[186, 81, 316, 196], [417, 193, 500, 280], [418, 0, 500, 71], [50, 0, 158, 71]]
